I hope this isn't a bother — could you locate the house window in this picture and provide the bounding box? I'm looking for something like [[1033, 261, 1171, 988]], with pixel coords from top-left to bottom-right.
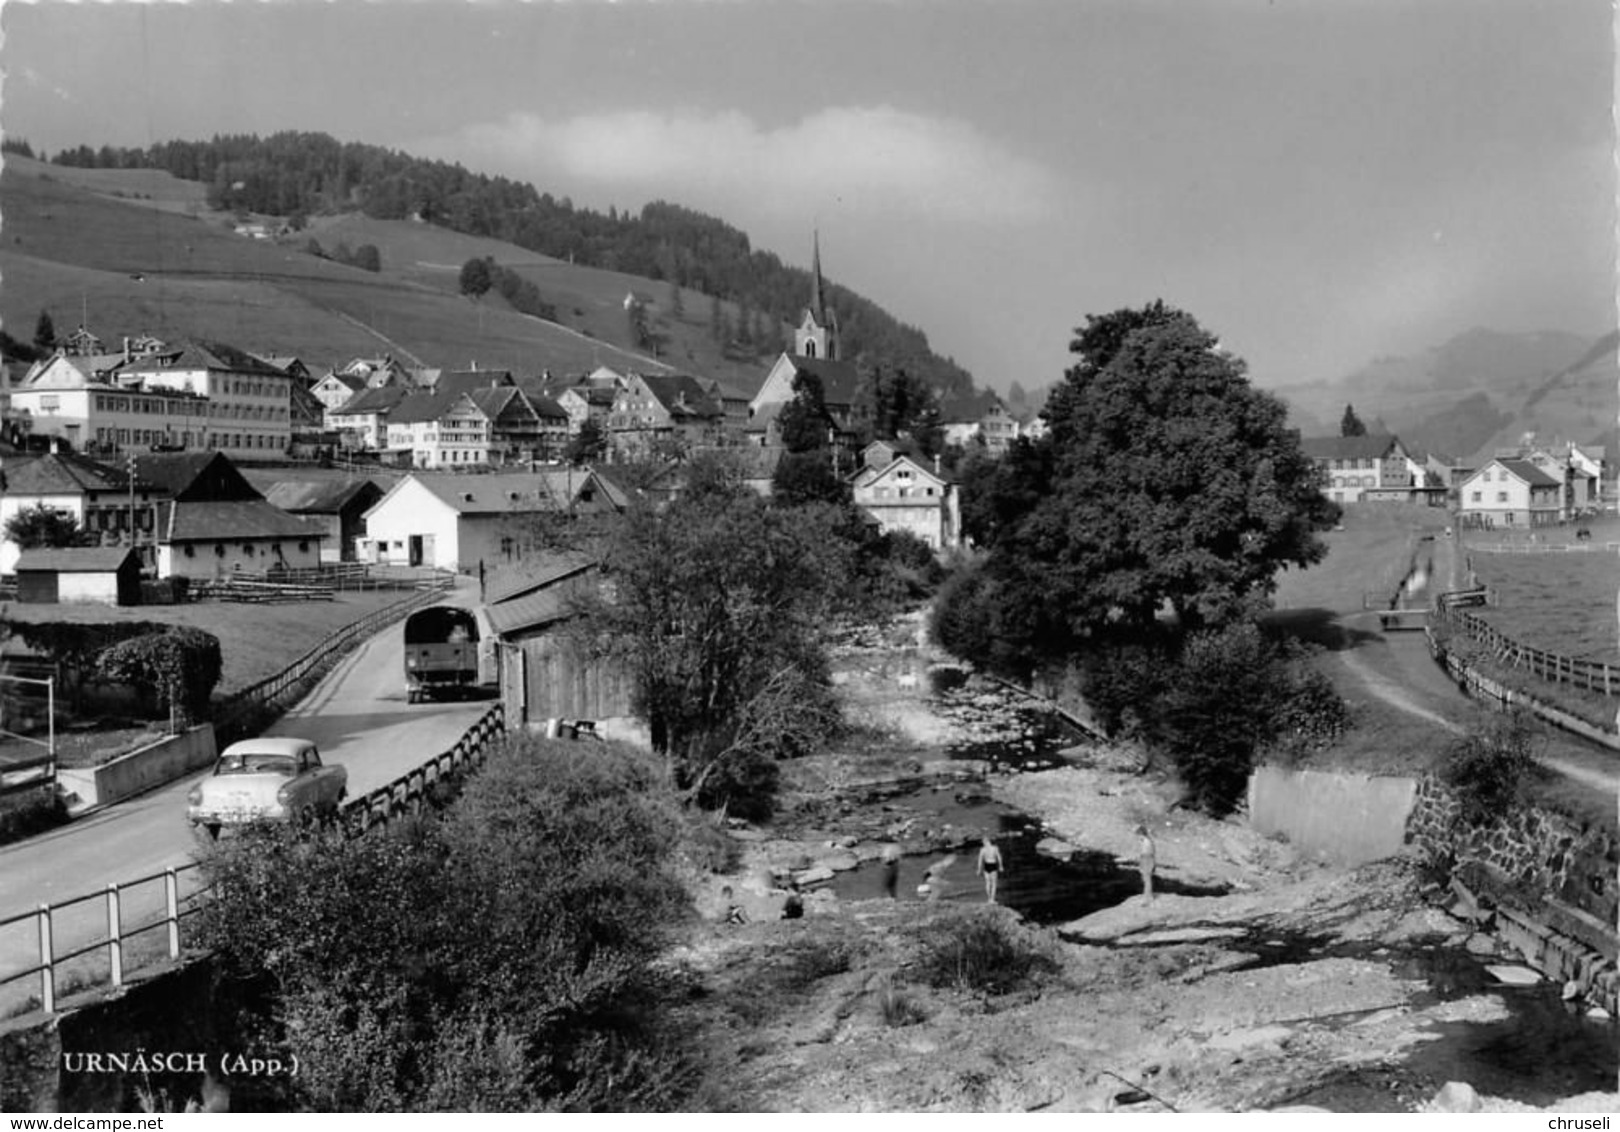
[[215, 544, 226, 557], [184, 545, 195, 558], [1497, 492, 1508, 503], [298, 541, 309, 553], [1471, 491, 1482, 502]]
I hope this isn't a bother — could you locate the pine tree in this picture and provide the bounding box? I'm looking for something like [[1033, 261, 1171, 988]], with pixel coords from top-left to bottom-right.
[[32, 310, 55, 353], [1340, 404, 1367, 437]]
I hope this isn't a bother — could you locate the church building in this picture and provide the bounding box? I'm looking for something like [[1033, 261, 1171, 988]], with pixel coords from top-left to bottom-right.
[[747, 234, 869, 445]]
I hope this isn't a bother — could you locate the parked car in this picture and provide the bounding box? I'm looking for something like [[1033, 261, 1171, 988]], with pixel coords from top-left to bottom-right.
[[187, 736, 347, 838]]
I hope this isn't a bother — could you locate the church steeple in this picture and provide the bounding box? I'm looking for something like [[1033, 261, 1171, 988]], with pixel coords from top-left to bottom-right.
[[810, 230, 827, 326], [796, 231, 837, 361]]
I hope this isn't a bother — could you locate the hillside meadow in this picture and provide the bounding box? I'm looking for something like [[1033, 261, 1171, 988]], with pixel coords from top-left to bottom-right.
[[1, 157, 773, 389]]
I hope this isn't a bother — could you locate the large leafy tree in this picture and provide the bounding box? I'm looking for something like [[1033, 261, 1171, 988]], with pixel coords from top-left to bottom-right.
[[458, 256, 492, 298], [986, 303, 1337, 654], [584, 458, 848, 815], [776, 370, 833, 453], [4, 504, 85, 550]]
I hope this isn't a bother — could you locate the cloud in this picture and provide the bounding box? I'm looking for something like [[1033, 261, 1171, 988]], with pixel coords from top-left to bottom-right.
[[414, 105, 1061, 226]]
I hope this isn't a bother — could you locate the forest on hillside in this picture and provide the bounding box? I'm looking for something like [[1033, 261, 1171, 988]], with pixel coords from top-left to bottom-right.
[[40, 132, 988, 412]]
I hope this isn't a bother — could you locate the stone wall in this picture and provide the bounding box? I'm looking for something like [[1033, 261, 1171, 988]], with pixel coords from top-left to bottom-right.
[[1406, 773, 1618, 1011]]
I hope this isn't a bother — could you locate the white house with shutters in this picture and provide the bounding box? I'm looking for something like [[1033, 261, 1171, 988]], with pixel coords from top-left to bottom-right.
[[847, 441, 960, 550]]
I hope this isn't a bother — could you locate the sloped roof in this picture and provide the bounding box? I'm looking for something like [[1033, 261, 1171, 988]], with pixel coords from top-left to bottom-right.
[[331, 385, 411, 416], [584, 464, 638, 510], [139, 340, 290, 377], [484, 549, 600, 606], [262, 479, 383, 514], [1300, 435, 1403, 461], [435, 370, 515, 397], [388, 390, 480, 426], [637, 374, 724, 420], [160, 499, 327, 542], [1492, 458, 1562, 488], [399, 471, 596, 515], [14, 547, 139, 573], [315, 372, 368, 393], [2, 452, 159, 496], [133, 452, 260, 502], [485, 588, 575, 636]]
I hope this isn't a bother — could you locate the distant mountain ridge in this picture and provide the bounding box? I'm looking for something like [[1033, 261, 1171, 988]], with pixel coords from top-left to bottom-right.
[[1279, 326, 1616, 463]]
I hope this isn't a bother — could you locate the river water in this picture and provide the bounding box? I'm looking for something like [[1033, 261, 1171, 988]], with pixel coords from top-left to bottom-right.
[[828, 667, 1617, 1108]]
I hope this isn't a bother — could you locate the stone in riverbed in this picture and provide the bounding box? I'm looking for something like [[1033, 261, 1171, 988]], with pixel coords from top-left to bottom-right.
[[1035, 836, 1076, 860], [1485, 964, 1541, 986]]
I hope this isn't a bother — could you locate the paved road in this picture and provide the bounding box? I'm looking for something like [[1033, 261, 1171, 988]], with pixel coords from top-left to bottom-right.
[[0, 598, 493, 1012]]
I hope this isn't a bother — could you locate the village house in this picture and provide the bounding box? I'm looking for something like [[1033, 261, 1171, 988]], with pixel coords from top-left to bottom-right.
[[1300, 434, 1436, 504], [848, 440, 960, 550], [310, 370, 369, 414], [12, 353, 213, 456], [327, 385, 411, 452], [1504, 442, 1606, 518], [607, 373, 726, 457], [0, 450, 169, 574], [1456, 457, 1564, 529], [263, 478, 386, 563], [941, 401, 1019, 453], [113, 340, 296, 461], [133, 451, 325, 579], [360, 468, 619, 572]]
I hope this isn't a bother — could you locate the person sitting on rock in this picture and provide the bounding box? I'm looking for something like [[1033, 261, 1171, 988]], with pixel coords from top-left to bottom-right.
[[721, 884, 748, 925]]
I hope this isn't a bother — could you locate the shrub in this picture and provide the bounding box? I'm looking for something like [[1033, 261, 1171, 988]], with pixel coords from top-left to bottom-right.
[[195, 735, 710, 1111], [876, 978, 927, 1027], [1439, 710, 1538, 824], [95, 627, 222, 726], [915, 912, 1058, 997]]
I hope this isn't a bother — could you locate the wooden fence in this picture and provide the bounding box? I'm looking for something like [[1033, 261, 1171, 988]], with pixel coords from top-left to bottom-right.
[[1430, 592, 1619, 698]]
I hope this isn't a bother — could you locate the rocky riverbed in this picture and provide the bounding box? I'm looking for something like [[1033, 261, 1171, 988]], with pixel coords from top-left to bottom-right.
[[670, 620, 1618, 1112]]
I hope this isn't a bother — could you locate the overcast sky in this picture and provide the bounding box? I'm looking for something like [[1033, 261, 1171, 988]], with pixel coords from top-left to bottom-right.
[[2, 0, 1613, 395]]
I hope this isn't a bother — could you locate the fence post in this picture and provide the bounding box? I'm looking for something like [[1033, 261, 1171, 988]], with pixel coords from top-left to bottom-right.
[[106, 884, 123, 987], [165, 868, 181, 959], [37, 904, 54, 1014]]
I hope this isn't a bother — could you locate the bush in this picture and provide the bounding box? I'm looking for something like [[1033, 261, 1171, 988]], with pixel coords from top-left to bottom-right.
[[0, 785, 67, 846], [95, 627, 222, 726], [195, 735, 712, 1111], [914, 911, 1058, 997], [1440, 710, 1538, 824]]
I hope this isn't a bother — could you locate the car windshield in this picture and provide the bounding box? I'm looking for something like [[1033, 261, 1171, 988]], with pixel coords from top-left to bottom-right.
[[217, 753, 298, 776]]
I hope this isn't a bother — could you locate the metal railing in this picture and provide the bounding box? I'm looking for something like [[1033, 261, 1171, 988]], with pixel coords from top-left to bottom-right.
[[0, 702, 505, 1018]]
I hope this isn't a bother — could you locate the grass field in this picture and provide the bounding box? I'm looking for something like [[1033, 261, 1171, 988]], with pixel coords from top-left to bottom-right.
[[1, 589, 411, 697], [1465, 550, 1620, 665], [1269, 502, 1449, 614]]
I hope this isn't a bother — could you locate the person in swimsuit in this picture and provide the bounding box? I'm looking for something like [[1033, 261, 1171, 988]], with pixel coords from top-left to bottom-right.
[[881, 842, 902, 899], [976, 836, 1004, 903], [1136, 824, 1157, 901]]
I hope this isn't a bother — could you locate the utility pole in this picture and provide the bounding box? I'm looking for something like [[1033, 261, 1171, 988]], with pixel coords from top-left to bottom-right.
[[125, 451, 136, 550]]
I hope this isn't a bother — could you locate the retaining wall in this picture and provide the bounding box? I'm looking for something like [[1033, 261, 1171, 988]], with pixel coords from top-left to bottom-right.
[[56, 725, 216, 811], [1405, 773, 1619, 1011], [1247, 766, 1418, 865]]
